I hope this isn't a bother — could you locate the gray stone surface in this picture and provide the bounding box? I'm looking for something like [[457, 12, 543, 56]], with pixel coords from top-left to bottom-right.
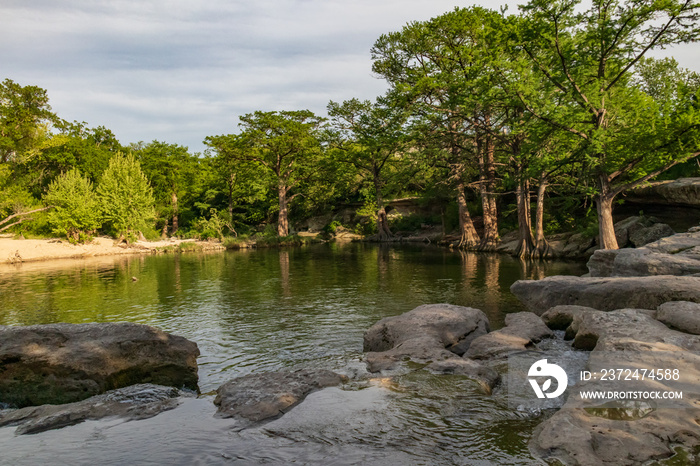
[[510, 275, 700, 313], [656, 301, 700, 335], [588, 247, 700, 277], [424, 358, 500, 393], [624, 177, 700, 208], [0, 322, 200, 408], [629, 222, 675, 247], [587, 229, 700, 277], [363, 304, 489, 371], [532, 308, 700, 465], [540, 305, 599, 331], [0, 384, 185, 435], [465, 312, 553, 360], [214, 369, 345, 423]]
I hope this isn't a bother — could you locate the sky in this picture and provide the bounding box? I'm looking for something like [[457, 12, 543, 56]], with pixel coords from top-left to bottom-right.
[[1, 0, 698, 154]]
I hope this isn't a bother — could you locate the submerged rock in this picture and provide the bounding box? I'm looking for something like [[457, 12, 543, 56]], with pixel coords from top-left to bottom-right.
[[510, 275, 700, 313], [465, 312, 553, 360], [424, 358, 500, 393], [0, 322, 200, 408], [214, 369, 345, 424], [0, 384, 185, 435]]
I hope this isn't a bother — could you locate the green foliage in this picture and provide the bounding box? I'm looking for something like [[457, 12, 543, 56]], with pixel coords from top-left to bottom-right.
[[189, 209, 235, 241], [44, 169, 101, 243], [0, 78, 58, 164], [389, 213, 439, 232], [97, 153, 155, 242]]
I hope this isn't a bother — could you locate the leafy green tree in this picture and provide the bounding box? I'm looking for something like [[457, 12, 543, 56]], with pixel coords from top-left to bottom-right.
[[371, 7, 507, 249], [24, 122, 122, 197], [518, 0, 700, 249], [207, 110, 325, 237], [44, 169, 101, 243], [327, 97, 409, 241], [97, 153, 155, 243], [0, 79, 57, 164], [0, 79, 59, 229], [134, 140, 199, 236]]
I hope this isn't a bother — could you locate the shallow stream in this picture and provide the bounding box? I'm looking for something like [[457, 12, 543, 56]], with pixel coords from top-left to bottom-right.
[[0, 243, 587, 465]]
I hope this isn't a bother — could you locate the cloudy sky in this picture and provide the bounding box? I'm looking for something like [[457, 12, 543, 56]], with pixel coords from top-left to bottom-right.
[[2, 1, 698, 154]]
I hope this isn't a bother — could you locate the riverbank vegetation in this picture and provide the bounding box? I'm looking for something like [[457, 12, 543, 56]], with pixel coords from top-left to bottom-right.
[[1, 1, 699, 256]]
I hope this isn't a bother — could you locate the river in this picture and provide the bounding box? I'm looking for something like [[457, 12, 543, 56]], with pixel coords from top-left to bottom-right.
[[0, 243, 586, 465]]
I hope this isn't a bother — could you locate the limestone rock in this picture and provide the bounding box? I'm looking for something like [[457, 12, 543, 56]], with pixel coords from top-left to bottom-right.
[[629, 222, 675, 247], [656, 301, 700, 335], [0, 384, 185, 435], [510, 275, 700, 313], [424, 358, 500, 392], [532, 309, 700, 465], [214, 369, 345, 423], [0, 322, 200, 408], [540, 305, 599, 331], [624, 177, 700, 208], [363, 304, 490, 371], [465, 312, 553, 360]]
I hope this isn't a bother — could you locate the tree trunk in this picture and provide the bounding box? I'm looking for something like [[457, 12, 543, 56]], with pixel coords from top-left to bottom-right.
[[228, 172, 235, 222], [171, 191, 179, 235], [596, 173, 619, 249], [478, 134, 499, 250], [373, 168, 393, 241], [515, 175, 536, 259], [457, 179, 480, 248], [277, 182, 289, 237], [534, 174, 551, 258]]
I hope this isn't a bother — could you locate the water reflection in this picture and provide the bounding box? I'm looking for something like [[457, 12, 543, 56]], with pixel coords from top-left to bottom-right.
[[0, 244, 587, 464]]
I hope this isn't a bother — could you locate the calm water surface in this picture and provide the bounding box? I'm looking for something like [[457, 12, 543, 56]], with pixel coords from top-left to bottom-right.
[[0, 243, 586, 465]]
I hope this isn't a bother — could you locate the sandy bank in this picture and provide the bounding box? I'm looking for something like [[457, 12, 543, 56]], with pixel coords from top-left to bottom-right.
[[0, 236, 225, 265]]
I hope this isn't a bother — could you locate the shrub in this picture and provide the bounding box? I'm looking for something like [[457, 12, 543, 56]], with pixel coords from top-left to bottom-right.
[[97, 153, 155, 243], [44, 169, 101, 244]]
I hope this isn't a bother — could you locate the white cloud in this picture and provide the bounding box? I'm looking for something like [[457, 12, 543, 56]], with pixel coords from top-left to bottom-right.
[[1, 0, 697, 153]]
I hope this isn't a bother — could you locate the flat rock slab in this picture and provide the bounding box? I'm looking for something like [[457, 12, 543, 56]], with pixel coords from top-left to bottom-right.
[[0, 322, 200, 408], [656, 301, 700, 335], [465, 312, 553, 360], [362, 304, 489, 372], [0, 384, 185, 435], [214, 369, 345, 423], [532, 308, 700, 465], [510, 275, 700, 314]]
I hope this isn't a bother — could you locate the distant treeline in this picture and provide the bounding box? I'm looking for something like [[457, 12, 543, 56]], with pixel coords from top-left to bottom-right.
[[1, 1, 699, 254]]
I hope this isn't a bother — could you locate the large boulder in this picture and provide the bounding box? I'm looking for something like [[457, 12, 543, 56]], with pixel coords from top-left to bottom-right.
[[531, 308, 700, 465], [465, 312, 553, 360], [624, 177, 700, 208], [587, 228, 700, 277], [540, 305, 599, 331], [0, 384, 186, 435], [0, 323, 200, 408], [628, 222, 675, 247], [510, 275, 700, 314], [587, 248, 700, 277], [362, 304, 489, 372], [214, 369, 345, 423], [656, 301, 700, 335]]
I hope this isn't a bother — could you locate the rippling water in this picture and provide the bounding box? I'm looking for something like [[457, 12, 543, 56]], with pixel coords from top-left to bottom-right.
[[0, 243, 586, 465]]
